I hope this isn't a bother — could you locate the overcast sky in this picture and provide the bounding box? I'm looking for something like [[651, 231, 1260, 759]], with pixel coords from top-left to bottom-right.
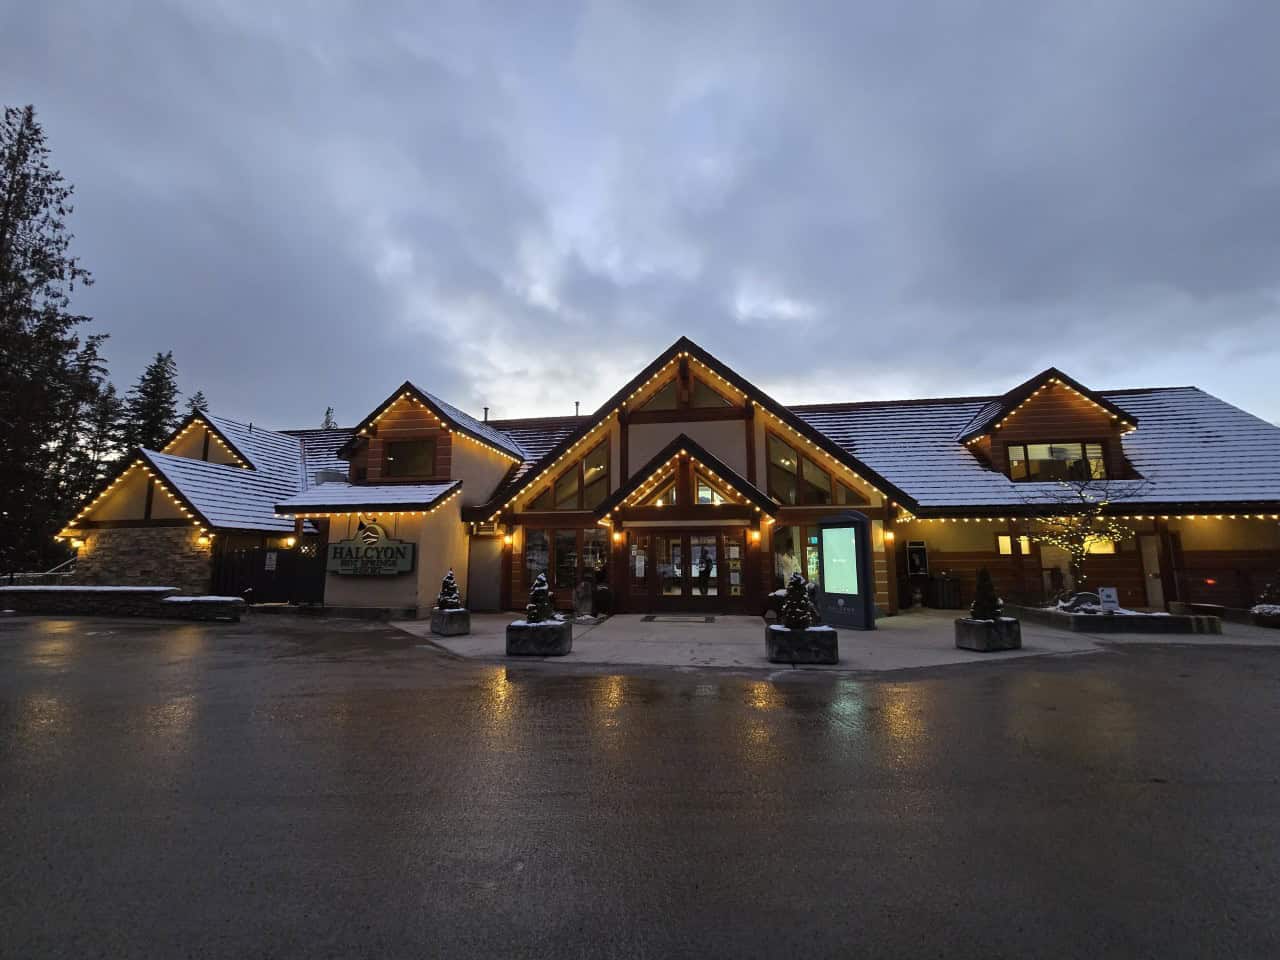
[[4, 1, 1278, 428]]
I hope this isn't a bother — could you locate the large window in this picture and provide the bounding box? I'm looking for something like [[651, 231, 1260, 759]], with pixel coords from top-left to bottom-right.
[[524, 529, 549, 587], [638, 381, 678, 411], [767, 435, 799, 504], [1008, 442, 1106, 481], [530, 440, 610, 511], [384, 438, 436, 477], [525, 527, 610, 600], [772, 525, 823, 590], [767, 432, 862, 506], [691, 378, 732, 408]]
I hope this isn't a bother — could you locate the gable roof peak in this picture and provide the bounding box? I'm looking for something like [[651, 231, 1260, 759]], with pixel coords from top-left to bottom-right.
[[955, 366, 1139, 442]]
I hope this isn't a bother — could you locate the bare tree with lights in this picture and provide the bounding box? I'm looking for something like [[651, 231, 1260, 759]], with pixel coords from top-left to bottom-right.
[[1015, 475, 1152, 596]]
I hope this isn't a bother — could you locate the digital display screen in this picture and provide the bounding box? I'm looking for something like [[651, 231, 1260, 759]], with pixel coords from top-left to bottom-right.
[[821, 527, 859, 595]]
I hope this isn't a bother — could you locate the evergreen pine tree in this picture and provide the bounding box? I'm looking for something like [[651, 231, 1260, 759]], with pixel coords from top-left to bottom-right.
[[781, 572, 815, 629], [969, 568, 1002, 620], [121, 351, 180, 450], [321, 406, 338, 429], [0, 104, 103, 572], [435, 569, 463, 610], [525, 572, 555, 623], [186, 390, 209, 415]]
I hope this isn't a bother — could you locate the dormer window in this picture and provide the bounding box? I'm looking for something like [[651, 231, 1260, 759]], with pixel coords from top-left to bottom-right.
[[384, 438, 436, 478], [1007, 442, 1106, 482]]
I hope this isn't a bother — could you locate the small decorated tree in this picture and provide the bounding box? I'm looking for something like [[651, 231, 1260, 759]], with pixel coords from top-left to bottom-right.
[[781, 572, 815, 629], [969, 568, 1002, 620], [435, 569, 462, 610], [525, 572, 555, 623], [1256, 574, 1280, 611]]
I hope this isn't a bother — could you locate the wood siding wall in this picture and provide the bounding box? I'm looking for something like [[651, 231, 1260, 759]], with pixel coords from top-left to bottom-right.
[[985, 383, 1129, 477], [354, 402, 453, 484]]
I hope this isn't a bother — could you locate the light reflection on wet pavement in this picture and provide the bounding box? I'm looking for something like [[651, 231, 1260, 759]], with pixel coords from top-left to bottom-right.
[[2, 614, 1279, 958]]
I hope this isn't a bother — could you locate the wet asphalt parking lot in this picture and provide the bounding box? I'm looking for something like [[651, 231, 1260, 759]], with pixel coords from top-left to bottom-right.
[[2, 614, 1279, 958]]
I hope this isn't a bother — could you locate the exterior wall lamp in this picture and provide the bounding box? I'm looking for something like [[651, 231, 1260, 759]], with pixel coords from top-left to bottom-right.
[[284, 536, 297, 548], [197, 534, 212, 546], [70, 538, 85, 550], [503, 533, 513, 546]]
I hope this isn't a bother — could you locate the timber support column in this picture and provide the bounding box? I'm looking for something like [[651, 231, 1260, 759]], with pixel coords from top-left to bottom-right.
[[1154, 517, 1180, 609], [884, 510, 899, 615]]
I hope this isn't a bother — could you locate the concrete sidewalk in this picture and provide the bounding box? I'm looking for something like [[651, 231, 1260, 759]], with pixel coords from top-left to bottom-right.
[[393, 608, 1141, 672]]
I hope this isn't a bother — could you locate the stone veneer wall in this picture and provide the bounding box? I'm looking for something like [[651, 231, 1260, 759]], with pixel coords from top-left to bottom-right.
[[75, 526, 214, 595]]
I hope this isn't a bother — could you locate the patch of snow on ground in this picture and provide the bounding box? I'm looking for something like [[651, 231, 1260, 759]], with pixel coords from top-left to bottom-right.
[[1253, 604, 1280, 616], [162, 596, 244, 604]]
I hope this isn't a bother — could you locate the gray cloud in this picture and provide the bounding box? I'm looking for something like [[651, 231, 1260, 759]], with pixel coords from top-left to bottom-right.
[[4, 0, 1278, 427]]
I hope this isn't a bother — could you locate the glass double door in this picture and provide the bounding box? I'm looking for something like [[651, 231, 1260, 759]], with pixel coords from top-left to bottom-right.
[[628, 528, 748, 612]]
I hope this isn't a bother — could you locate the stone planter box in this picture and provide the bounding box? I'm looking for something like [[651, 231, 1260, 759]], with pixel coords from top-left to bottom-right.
[[766, 624, 838, 664], [430, 607, 471, 636], [955, 617, 1022, 651], [1006, 604, 1221, 635], [1252, 612, 1280, 629], [506, 619, 573, 656]]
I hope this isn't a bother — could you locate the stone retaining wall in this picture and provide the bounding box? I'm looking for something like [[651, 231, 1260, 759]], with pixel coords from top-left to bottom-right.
[[0, 587, 243, 622]]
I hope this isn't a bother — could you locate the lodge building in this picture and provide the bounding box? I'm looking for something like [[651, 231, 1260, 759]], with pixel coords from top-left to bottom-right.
[[58, 338, 1280, 617]]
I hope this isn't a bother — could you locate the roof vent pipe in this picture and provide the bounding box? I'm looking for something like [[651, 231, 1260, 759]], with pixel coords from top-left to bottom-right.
[[483, 406, 489, 422], [575, 401, 580, 416]]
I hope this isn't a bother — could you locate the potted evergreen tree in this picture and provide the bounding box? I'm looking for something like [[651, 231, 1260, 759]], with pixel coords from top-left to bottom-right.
[[955, 568, 1021, 651], [430, 569, 470, 636], [765, 572, 839, 664], [506, 573, 573, 655]]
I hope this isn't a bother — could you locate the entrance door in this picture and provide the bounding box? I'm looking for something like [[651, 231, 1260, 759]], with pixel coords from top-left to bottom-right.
[[632, 528, 748, 613], [1138, 535, 1165, 609]]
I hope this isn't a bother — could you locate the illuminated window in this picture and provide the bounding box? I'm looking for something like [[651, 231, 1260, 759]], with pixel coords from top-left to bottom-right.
[[998, 534, 1034, 555], [641, 478, 678, 507], [695, 474, 732, 505], [800, 457, 832, 505], [1008, 442, 1106, 481], [835, 481, 865, 505], [1084, 536, 1116, 555]]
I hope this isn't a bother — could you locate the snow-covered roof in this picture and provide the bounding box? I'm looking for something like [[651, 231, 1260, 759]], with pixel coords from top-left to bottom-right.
[[142, 450, 302, 532], [405, 385, 529, 460], [489, 415, 585, 461], [203, 414, 308, 488], [284, 428, 357, 485], [276, 480, 461, 514], [793, 386, 1280, 511]]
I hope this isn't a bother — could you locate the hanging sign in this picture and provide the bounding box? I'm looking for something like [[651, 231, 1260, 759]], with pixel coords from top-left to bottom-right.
[[326, 521, 415, 575]]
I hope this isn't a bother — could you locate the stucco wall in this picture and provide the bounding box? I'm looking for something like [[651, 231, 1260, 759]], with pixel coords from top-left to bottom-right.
[[164, 424, 242, 466], [416, 498, 470, 616], [323, 514, 423, 611], [629, 419, 748, 475], [450, 439, 517, 507]]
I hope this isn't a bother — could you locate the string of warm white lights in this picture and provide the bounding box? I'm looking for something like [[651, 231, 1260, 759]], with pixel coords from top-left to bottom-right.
[[357, 392, 522, 464], [278, 488, 463, 520], [163, 417, 250, 467], [906, 513, 1280, 523], [58, 458, 212, 541], [982, 378, 1135, 435]]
